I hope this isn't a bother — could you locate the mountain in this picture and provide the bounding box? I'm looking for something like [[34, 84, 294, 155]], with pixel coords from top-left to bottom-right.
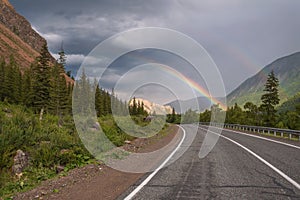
[[0, 0, 54, 69], [166, 97, 212, 114], [227, 52, 300, 107], [278, 92, 300, 113], [130, 98, 173, 115]]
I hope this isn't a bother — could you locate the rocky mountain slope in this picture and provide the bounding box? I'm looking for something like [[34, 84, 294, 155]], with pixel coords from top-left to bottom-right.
[[166, 97, 211, 114], [0, 0, 53, 69], [227, 52, 300, 107], [130, 98, 173, 115]]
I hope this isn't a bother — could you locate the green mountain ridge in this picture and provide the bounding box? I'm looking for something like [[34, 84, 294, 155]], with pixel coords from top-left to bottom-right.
[[278, 92, 300, 113], [227, 52, 300, 107]]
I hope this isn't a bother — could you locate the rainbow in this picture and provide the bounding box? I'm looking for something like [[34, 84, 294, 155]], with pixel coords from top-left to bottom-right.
[[152, 63, 227, 110], [114, 51, 227, 110]]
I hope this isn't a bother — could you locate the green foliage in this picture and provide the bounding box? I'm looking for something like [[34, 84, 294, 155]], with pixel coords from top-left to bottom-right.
[[0, 48, 157, 198], [99, 115, 134, 146], [243, 102, 261, 125], [181, 109, 199, 124], [199, 109, 211, 122], [260, 71, 280, 126], [0, 102, 91, 197], [166, 107, 181, 123], [48, 63, 71, 116], [129, 97, 148, 116], [276, 102, 300, 129], [278, 92, 300, 113], [0, 56, 23, 104], [30, 44, 52, 113]]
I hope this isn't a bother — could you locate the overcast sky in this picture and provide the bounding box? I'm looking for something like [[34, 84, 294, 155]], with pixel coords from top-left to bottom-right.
[[10, 0, 300, 103]]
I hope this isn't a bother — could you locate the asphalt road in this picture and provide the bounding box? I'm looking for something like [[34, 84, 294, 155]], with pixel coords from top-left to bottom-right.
[[119, 124, 300, 200]]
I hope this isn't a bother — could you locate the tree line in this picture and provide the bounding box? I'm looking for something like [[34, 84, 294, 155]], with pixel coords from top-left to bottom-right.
[[0, 44, 148, 120], [0, 44, 72, 117], [200, 71, 300, 130]]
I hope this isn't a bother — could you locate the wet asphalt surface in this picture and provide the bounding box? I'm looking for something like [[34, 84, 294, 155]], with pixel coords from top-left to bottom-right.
[[119, 124, 300, 200]]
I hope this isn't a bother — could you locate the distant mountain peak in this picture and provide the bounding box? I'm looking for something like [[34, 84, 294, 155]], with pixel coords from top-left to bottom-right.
[[129, 98, 173, 115]]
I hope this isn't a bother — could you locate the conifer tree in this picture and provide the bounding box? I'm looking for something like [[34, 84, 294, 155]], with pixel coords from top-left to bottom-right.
[[0, 58, 6, 101], [171, 107, 176, 123], [49, 63, 69, 116], [260, 70, 280, 126], [1, 56, 22, 104], [130, 97, 137, 115], [31, 44, 51, 115], [95, 84, 102, 117], [22, 67, 33, 107], [73, 69, 92, 115]]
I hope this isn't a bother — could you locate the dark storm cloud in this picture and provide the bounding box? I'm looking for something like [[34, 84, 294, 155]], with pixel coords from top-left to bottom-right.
[[9, 0, 300, 94], [10, 0, 174, 53]]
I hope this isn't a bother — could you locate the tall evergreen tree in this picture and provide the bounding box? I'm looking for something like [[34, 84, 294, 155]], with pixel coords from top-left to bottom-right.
[[73, 69, 92, 115], [171, 107, 176, 122], [22, 67, 33, 107], [130, 97, 137, 115], [0, 58, 6, 101], [260, 70, 280, 126], [58, 44, 66, 70], [0, 56, 22, 104], [49, 63, 69, 116], [31, 44, 51, 116], [95, 84, 103, 117]]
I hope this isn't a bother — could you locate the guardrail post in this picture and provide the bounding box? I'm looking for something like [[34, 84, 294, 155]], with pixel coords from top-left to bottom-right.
[[223, 123, 300, 140]]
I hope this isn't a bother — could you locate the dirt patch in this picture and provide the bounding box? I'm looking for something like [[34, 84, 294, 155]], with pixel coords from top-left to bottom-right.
[[13, 125, 180, 200]]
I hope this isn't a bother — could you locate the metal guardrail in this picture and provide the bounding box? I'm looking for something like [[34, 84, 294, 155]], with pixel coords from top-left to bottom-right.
[[199, 122, 300, 141]]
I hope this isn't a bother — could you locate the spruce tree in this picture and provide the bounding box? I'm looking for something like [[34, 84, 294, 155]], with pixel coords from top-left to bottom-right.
[[49, 63, 69, 116], [260, 70, 280, 126], [73, 69, 92, 115], [31, 44, 51, 115], [171, 107, 176, 123], [0, 58, 6, 101], [131, 97, 137, 115], [95, 84, 102, 117], [22, 67, 33, 107], [1, 56, 22, 104]]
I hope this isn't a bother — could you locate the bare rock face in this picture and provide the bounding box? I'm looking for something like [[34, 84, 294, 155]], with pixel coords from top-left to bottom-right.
[[0, 0, 47, 52], [12, 149, 29, 175], [0, 0, 55, 69]]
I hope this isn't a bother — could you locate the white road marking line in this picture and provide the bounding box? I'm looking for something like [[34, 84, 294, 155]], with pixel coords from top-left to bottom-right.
[[124, 125, 186, 200], [199, 127, 300, 190], [201, 125, 300, 150]]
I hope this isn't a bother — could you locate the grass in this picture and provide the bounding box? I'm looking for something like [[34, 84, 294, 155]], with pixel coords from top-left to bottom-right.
[[0, 103, 171, 198], [0, 102, 91, 198]]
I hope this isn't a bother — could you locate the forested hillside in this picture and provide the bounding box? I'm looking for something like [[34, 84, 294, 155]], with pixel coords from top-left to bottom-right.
[[227, 52, 300, 107]]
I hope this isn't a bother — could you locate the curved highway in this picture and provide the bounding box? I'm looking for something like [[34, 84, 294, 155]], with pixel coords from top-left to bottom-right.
[[120, 124, 300, 199]]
